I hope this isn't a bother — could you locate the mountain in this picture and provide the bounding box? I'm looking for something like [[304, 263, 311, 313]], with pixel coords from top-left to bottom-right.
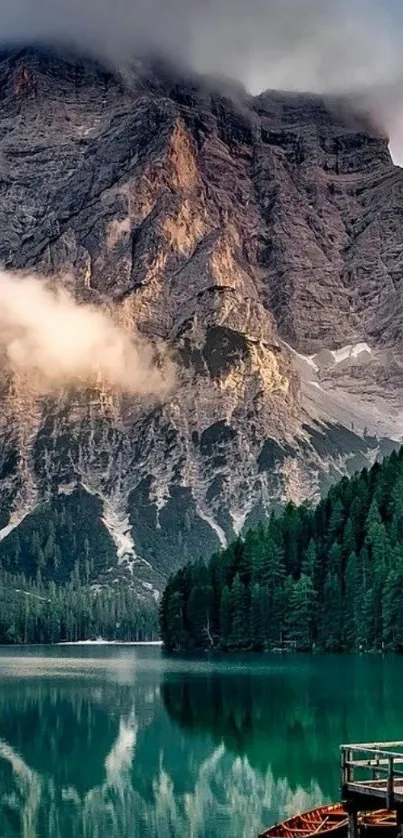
[[0, 45, 402, 597]]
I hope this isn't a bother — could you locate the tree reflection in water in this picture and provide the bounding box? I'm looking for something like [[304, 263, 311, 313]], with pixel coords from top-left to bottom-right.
[[0, 653, 402, 838]]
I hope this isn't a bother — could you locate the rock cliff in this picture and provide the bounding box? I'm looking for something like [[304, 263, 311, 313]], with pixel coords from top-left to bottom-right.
[[0, 46, 402, 596]]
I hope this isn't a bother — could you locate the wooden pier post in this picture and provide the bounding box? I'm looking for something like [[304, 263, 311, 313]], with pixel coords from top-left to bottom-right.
[[387, 755, 394, 810], [348, 810, 358, 838], [396, 806, 403, 838]]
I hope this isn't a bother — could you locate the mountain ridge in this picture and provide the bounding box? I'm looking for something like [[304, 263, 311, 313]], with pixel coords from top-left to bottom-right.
[[0, 45, 402, 595]]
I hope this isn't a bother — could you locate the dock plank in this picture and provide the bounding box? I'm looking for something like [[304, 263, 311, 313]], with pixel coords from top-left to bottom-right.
[[341, 742, 403, 815]]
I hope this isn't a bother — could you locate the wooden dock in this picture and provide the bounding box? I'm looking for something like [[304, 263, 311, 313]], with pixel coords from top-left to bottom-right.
[[341, 741, 403, 838], [259, 742, 403, 838]]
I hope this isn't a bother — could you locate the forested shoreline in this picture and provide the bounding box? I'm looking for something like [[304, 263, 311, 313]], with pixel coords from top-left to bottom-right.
[[160, 448, 403, 653], [0, 568, 159, 644], [0, 487, 159, 644]]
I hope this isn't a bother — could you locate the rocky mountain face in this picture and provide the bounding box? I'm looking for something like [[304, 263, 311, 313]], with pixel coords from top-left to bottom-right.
[[0, 46, 402, 597]]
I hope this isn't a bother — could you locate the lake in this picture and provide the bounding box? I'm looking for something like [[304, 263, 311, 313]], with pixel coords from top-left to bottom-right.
[[0, 648, 402, 838]]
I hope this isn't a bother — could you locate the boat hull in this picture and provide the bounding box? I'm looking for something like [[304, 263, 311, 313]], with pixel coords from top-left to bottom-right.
[[259, 804, 348, 838], [260, 806, 399, 838], [361, 811, 397, 837]]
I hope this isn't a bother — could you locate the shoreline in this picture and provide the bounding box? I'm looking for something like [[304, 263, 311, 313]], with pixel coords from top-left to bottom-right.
[[58, 639, 163, 646], [0, 640, 163, 648]]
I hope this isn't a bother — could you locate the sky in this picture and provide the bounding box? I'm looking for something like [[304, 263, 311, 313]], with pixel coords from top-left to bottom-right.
[[1, 0, 403, 160]]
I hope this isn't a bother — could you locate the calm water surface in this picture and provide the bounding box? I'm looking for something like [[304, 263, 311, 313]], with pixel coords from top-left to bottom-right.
[[0, 648, 402, 838]]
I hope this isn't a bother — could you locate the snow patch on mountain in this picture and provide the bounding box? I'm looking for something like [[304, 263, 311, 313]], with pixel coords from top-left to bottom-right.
[[140, 580, 160, 601], [197, 508, 227, 548], [0, 509, 31, 542], [230, 509, 250, 536], [102, 502, 136, 562], [289, 342, 373, 374], [328, 342, 372, 365], [282, 341, 319, 373], [78, 481, 136, 563]]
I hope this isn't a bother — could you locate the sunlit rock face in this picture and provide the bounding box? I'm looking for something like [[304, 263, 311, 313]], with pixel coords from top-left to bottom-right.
[[0, 46, 402, 592]]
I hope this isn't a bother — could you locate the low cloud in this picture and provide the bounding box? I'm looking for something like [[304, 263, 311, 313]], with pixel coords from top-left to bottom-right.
[[0, 271, 174, 397], [2, 0, 403, 159], [0, 0, 400, 96]]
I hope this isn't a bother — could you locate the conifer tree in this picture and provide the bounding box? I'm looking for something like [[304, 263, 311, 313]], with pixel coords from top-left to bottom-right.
[[250, 583, 265, 650], [230, 573, 249, 649], [220, 585, 232, 648]]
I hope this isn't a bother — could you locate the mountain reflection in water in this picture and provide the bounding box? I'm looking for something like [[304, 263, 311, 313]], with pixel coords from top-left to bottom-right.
[[0, 650, 402, 838]]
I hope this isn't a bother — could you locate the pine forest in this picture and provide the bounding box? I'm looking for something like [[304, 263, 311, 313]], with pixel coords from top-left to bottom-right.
[[160, 448, 403, 653]]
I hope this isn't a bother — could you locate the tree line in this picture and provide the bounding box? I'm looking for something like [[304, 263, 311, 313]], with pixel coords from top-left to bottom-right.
[[160, 447, 403, 652], [0, 566, 159, 644], [0, 487, 159, 644], [0, 488, 117, 585]]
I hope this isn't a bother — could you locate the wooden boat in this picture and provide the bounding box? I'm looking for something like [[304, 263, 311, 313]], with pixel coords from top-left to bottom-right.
[[259, 804, 348, 838], [259, 806, 398, 838], [361, 811, 397, 834]]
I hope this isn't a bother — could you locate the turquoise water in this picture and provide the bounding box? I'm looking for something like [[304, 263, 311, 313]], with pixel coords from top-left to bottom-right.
[[0, 648, 402, 838]]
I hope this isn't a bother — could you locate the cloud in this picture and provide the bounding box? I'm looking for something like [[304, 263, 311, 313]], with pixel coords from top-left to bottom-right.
[[0, 271, 174, 397], [1, 1, 403, 158], [0, 0, 400, 94], [191, 0, 400, 96]]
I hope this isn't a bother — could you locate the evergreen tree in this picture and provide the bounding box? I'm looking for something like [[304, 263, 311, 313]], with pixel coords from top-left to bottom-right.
[[288, 574, 315, 650], [383, 557, 403, 649], [250, 583, 265, 650], [321, 571, 343, 651], [220, 585, 232, 648], [229, 574, 249, 649], [187, 583, 213, 649], [344, 551, 361, 649], [302, 539, 317, 579]]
